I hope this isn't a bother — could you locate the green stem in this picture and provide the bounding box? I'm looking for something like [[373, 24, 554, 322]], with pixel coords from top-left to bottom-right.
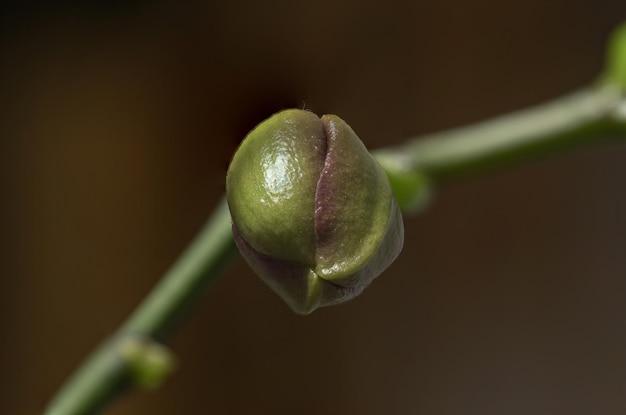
[[42, 24, 626, 412], [44, 198, 236, 415], [373, 84, 626, 213], [44, 83, 626, 415]]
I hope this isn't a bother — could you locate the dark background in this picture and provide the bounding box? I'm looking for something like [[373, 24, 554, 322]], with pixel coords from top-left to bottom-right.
[[1, 1, 625, 414]]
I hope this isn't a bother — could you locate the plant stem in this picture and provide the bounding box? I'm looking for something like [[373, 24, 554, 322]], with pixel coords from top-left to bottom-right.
[[44, 197, 236, 415], [44, 86, 626, 415], [373, 84, 626, 212]]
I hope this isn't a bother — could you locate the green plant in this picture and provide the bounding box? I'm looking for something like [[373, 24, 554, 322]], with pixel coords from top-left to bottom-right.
[[227, 109, 404, 314], [44, 22, 626, 415]]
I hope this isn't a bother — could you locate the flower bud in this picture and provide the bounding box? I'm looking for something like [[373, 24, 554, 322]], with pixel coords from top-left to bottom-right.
[[226, 109, 403, 314]]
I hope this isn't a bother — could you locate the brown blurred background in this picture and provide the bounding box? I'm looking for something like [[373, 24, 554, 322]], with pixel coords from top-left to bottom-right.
[[1, 1, 625, 414]]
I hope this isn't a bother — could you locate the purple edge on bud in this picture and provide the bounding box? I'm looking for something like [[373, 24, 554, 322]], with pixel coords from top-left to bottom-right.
[[230, 111, 403, 314]]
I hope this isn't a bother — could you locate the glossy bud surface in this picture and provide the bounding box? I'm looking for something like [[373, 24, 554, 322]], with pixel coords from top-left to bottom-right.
[[227, 109, 403, 314]]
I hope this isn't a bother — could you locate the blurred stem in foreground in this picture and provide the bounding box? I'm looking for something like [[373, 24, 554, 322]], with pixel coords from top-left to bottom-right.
[[44, 23, 626, 415]]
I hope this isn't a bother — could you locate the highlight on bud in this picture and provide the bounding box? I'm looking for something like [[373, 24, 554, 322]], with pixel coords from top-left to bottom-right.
[[226, 109, 404, 314]]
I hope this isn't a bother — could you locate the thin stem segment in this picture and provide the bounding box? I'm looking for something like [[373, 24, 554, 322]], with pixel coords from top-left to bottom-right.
[[44, 198, 236, 415], [373, 84, 626, 213]]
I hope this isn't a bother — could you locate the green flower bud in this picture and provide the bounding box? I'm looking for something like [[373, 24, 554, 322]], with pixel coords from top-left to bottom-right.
[[226, 109, 403, 314]]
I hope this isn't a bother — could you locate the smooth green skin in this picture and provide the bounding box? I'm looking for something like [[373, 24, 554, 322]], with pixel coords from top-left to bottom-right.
[[313, 115, 400, 286], [226, 109, 324, 265], [226, 109, 403, 313]]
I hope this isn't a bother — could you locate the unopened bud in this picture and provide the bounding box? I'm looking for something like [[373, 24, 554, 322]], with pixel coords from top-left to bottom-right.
[[226, 109, 403, 314]]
